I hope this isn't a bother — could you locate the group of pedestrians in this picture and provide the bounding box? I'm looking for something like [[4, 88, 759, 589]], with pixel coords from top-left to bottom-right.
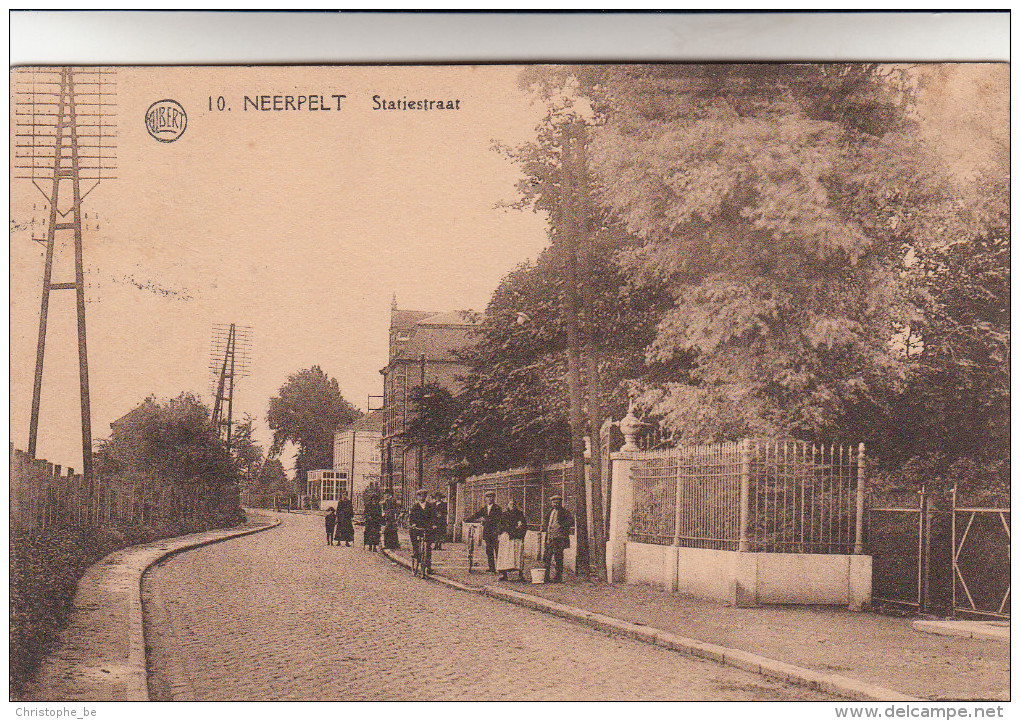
[[465, 490, 574, 583], [323, 494, 354, 547], [323, 489, 446, 558], [323, 489, 409, 551], [322, 487, 575, 584]]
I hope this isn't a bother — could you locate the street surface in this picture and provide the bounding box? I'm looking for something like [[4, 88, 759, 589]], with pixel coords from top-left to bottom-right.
[[143, 511, 831, 701]]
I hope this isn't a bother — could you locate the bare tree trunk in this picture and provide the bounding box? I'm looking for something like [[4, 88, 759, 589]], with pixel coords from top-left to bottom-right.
[[573, 121, 607, 579], [559, 122, 590, 576]]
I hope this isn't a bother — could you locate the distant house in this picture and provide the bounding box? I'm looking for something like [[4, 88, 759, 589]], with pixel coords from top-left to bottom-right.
[[305, 469, 348, 511], [333, 409, 384, 516], [305, 409, 384, 513], [379, 299, 480, 515]]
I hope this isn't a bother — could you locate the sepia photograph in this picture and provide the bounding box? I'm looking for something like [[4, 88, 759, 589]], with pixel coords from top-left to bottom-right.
[[8, 11, 1010, 711]]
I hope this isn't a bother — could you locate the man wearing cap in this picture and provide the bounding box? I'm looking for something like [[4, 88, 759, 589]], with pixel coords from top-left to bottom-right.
[[465, 490, 502, 573], [543, 494, 574, 582], [408, 489, 434, 575]]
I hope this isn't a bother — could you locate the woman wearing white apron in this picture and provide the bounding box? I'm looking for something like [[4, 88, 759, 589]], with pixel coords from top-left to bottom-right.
[[496, 497, 527, 580]]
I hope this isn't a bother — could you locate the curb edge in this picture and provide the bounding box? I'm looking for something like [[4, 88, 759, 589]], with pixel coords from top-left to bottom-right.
[[382, 549, 922, 702]]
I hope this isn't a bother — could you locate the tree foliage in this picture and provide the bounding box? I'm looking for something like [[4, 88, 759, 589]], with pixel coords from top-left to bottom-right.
[[414, 240, 669, 475], [95, 393, 236, 485], [876, 229, 1010, 489], [230, 414, 264, 489], [265, 366, 360, 482], [586, 64, 964, 442], [505, 63, 1008, 493], [252, 457, 290, 495]]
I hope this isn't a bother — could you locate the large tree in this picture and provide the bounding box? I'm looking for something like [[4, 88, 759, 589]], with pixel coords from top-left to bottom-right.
[[252, 457, 290, 495], [586, 64, 962, 443], [265, 366, 360, 483], [230, 414, 266, 491], [412, 241, 668, 477]]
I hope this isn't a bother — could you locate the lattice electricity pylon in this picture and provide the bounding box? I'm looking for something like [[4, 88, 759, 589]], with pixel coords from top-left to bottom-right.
[[209, 324, 252, 451], [14, 66, 117, 485]]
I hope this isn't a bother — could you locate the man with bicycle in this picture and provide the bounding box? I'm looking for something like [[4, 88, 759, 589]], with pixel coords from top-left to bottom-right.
[[408, 489, 434, 576]]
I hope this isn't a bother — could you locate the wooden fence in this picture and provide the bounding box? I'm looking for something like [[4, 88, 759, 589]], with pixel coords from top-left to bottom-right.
[[10, 445, 238, 534]]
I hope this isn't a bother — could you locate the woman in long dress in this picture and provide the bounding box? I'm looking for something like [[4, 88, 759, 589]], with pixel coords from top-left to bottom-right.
[[335, 492, 355, 547], [363, 494, 383, 551], [382, 492, 401, 549], [496, 498, 527, 581]]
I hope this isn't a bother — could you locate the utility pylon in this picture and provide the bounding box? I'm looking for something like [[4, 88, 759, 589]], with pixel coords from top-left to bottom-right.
[[209, 323, 252, 451], [14, 66, 117, 484]]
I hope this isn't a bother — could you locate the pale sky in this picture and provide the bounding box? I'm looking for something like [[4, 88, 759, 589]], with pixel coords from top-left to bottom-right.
[[9, 63, 1006, 475], [10, 66, 551, 472]]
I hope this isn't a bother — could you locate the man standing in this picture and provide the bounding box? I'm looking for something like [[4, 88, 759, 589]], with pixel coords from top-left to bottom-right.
[[543, 494, 574, 583], [466, 490, 502, 573]]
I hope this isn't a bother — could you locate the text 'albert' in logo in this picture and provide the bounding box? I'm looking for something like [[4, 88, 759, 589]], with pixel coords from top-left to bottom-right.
[[145, 99, 187, 143]]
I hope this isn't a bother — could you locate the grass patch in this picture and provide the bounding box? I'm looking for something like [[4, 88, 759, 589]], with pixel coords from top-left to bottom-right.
[[10, 514, 243, 699]]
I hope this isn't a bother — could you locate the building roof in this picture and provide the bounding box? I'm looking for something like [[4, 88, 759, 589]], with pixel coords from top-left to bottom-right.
[[339, 409, 385, 435], [387, 305, 480, 365], [418, 310, 482, 327], [390, 309, 436, 332], [109, 397, 158, 430]]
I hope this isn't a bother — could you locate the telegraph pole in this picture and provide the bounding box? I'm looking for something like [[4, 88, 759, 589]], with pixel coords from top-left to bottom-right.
[[418, 353, 426, 491], [210, 323, 252, 451], [15, 66, 117, 485], [559, 122, 591, 575]]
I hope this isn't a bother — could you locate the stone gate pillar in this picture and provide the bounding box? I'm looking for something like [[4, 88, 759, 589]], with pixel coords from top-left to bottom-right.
[[607, 407, 641, 584]]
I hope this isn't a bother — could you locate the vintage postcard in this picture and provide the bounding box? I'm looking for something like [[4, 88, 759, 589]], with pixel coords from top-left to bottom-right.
[[10, 61, 1009, 706]]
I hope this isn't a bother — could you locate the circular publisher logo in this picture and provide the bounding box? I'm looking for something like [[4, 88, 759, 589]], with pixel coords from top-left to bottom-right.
[[145, 99, 187, 143]]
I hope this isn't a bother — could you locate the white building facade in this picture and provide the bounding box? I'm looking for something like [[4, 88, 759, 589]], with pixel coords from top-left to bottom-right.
[[333, 410, 383, 515]]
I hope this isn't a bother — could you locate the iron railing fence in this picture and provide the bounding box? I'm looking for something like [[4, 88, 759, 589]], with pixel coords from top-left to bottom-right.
[[463, 461, 582, 531], [629, 439, 865, 554]]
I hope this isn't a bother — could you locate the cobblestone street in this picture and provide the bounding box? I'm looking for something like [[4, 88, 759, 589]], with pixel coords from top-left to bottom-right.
[[143, 511, 831, 701]]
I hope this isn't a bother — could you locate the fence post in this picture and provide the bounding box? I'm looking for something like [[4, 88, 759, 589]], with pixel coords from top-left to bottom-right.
[[608, 450, 638, 584], [950, 484, 957, 618], [739, 439, 750, 552], [854, 443, 866, 555], [607, 408, 641, 584], [673, 453, 683, 546]]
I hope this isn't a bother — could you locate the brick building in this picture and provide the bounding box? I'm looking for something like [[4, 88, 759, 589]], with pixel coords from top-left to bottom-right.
[[380, 300, 479, 517]]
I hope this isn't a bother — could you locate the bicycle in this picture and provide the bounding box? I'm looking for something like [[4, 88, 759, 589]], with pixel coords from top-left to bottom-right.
[[409, 526, 431, 578]]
